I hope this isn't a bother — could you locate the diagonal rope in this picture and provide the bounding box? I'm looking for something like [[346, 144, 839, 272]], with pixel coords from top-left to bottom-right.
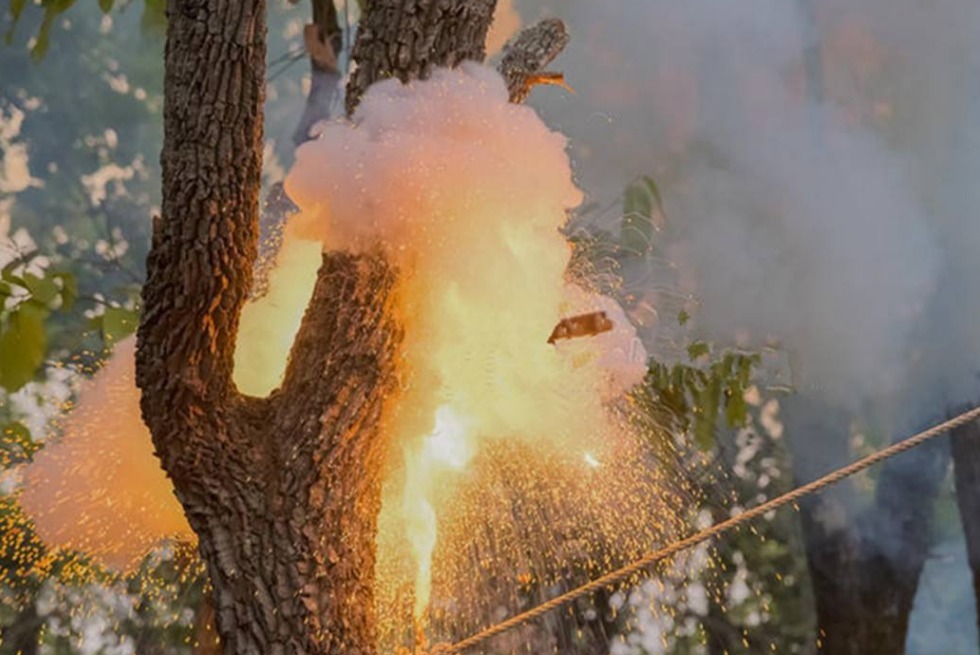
[[431, 404, 980, 655]]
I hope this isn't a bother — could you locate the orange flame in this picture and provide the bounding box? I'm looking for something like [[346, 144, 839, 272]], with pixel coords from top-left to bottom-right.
[[286, 64, 648, 621], [20, 67, 653, 642]]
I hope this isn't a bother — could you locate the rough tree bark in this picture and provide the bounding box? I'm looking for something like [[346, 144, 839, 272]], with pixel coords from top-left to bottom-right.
[[137, 0, 520, 653], [951, 419, 980, 642], [783, 398, 948, 655], [345, 0, 497, 115]]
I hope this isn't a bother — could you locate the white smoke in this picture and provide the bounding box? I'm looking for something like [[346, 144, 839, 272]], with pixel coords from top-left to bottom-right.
[[522, 0, 980, 418]]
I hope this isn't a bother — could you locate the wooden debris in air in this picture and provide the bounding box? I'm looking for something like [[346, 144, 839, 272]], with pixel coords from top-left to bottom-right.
[[547, 311, 614, 344]]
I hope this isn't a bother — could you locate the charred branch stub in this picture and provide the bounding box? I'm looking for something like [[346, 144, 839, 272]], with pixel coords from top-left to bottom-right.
[[292, 0, 345, 145], [308, 0, 342, 72], [496, 18, 570, 103]]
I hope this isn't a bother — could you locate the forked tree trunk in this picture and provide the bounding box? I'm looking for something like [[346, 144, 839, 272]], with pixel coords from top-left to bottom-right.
[[137, 0, 522, 652]]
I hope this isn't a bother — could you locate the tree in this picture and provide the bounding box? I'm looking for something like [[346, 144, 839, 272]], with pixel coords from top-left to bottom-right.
[[772, 6, 951, 652], [135, 1, 565, 652], [783, 400, 948, 655], [952, 421, 980, 638]]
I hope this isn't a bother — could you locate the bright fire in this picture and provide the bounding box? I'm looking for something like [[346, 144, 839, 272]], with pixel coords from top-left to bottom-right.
[[20, 64, 675, 648], [284, 63, 652, 629]]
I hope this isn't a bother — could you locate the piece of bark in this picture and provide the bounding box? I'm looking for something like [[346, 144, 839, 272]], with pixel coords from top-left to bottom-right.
[[496, 18, 570, 103]]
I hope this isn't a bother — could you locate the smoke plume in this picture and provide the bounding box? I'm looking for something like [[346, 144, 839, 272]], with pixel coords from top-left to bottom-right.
[[527, 0, 980, 419]]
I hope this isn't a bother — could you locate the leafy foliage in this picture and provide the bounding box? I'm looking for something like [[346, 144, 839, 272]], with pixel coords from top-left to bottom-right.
[[100, 305, 138, 342], [0, 421, 39, 468], [5, 0, 166, 59], [620, 175, 666, 256], [0, 265, 77, 392], [645, 343, 760, 450]]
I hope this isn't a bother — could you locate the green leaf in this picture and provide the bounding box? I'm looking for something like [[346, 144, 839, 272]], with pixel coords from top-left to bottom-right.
[[141, 0, 166, 33], [678, 309, 690, 326], [1, 261, 27, 289], [31, 12, 54, 61], [22, 273, 59, 305], [52, 272, 78, 311], [0, 303, 48, 392], [687, 341, 710, 361], [6, 0, 27, 42], [726, 386, 749, 428], [638, 175, 666, 223], [621, 186, 654, 256], [670, 364, 685, 392], [625, 183, 653, 221], [9, 0, 26, 21], [98, 0, 114, 12], [30, 1, 76, 60], [723, 352, 738, 378], [619, 175, 667, 257], [101, 306, 138, 343]]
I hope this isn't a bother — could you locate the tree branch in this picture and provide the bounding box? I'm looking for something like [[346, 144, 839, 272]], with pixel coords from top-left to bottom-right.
[[344, 0, 498, 116], [275, 251, 400, 457], [277, 8, 574, 460], [137, 0, 266, 450]]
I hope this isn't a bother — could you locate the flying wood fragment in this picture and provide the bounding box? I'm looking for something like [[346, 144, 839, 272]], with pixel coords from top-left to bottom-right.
[[547, 311, 615, 344], [497, 18, 571, 103]]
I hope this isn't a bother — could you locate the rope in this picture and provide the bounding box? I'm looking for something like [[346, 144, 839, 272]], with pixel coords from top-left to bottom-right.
[[431, 404, 980, 655]]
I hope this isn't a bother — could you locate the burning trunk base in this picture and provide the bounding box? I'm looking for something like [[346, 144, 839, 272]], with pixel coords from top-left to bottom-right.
[[21, 64, 707, 651], [376, 435, 694, 653]]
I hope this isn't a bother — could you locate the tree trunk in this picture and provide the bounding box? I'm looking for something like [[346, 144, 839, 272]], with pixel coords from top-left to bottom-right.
[[783, 398, 948, 655], [0, 600, 42, 655], [857, 430, 947, 652], [139, 1, 501, 652], [345, 0, 496, 115], [951, 419, 980, 643], [785, 8, 947, 649]]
